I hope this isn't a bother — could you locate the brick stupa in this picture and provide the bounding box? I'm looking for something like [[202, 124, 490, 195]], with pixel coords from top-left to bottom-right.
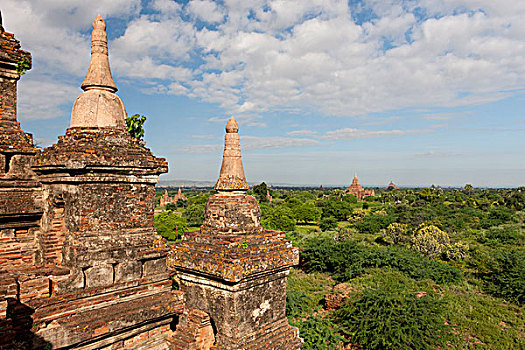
[[344, 173, 375, 200], [24, 15, 182, 349], [169, 117, 303, 349]]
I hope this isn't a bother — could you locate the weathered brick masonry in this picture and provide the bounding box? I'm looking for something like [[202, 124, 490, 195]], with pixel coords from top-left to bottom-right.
[[1, 13, 301, 350], [168, 117, 303, 349], [0, 15, 183, 349]]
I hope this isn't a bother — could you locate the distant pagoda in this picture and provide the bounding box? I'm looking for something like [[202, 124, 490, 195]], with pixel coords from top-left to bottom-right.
[[344, 173, 375, 200], [386, 179, 399, 190]]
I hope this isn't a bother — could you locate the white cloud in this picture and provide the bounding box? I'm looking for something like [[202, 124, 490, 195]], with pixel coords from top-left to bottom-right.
[[5, 0, 525, 122], [186, 0, 225, 23], [322, 125, 444, 140], [242, 136, 322, 150], [414, 150, 461, 158], [18, 79, 79, 120], [287, 130, 318, 136], [178, 144, 221, 154], [177, 135, 322, 154]]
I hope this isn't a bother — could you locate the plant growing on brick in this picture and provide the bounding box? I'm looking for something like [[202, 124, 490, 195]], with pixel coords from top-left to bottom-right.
[[125, 114, 146, 139], [16, 56, 31, 76]]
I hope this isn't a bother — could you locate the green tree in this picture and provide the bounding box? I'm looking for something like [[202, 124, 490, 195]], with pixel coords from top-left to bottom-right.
[[154, 211, 188, 241], [126, 114, 147, 139], [292, 203, 321, 224], [320, 216, 338, 231], [183, 204, 205, 226], [252, 182, 269, 203], [261, 205, 296, 231]]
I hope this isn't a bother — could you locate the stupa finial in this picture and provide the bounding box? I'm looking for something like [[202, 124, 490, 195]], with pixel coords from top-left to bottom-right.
[[215, 117, 249, 191], [70, 15, 126, 128], [80, 14, 117, 92]]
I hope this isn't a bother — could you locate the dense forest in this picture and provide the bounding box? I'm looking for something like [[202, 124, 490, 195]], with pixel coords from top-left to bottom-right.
[[155, 185, 524, 349]]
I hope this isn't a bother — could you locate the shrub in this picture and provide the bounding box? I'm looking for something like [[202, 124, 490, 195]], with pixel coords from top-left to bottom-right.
[[382, 222, 410, 244], [353, 212, 396, 234], [302, 237, 462, 285], [292, 316, 346, 350], [443, 242, 470, 260], [480, 207, 515, 228], [411, 224, 450, 258], [320, 217, 338, 231], [478, 224, 524, 247], [286, 290, 312, 319], [347, 208, 370, 223], [480, 249, 525, 304], [336, 271, 454, 350]]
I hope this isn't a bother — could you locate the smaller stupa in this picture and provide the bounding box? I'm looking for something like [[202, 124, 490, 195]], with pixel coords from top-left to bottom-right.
[[169, 117, 302, 349]]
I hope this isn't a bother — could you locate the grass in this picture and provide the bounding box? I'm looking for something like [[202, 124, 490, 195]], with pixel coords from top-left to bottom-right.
[[443, 282, 525, 349], [287, 268, 335, 312]]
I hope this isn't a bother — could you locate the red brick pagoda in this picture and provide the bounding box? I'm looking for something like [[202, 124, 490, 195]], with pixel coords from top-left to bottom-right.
[[344, 173, 375, 200]]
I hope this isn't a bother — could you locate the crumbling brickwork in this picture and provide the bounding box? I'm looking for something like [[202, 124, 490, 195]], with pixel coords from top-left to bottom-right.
[[0, 15, 183, 350], [1, 14, 302, 350], [168, 117, 303, 349]]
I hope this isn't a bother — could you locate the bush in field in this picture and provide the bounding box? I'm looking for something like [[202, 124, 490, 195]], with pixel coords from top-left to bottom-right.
[[302, 237, 462, 285], [353, 211, 396, 234], [478, 224, 525, 247], [154, 210, 188, 241], [292, 316, 346, 350], [411, 224, 450, 258], [261, 205, 296, 231], [336, 271, 454, 350], [382, 222, 411, 244], [320, 216, 338, 231], [347, 208, 370, 223], [480, 249, 525, 305], [480, 206, 515, 228], [443, 242, 470, 261]]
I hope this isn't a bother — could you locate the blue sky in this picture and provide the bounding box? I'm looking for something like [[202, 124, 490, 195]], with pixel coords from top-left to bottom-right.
[[4, 0, 525, 187]]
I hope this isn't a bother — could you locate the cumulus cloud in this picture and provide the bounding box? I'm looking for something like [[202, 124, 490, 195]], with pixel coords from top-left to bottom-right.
[[186, 0, 226, 23], [18, 79, 79, 120], [5, 0, 525, 121]]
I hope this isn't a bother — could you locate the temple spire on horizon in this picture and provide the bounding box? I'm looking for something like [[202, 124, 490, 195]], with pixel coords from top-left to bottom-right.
[[214, 116, 249, 191]]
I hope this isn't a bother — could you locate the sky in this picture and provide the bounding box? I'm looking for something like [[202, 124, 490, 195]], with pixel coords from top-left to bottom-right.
[[3, 0, 525, 187]]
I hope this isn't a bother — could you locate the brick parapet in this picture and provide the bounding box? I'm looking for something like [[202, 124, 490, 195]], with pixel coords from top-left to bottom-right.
[[168, 229, 298, 283], [33, 127, 167, 176]]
